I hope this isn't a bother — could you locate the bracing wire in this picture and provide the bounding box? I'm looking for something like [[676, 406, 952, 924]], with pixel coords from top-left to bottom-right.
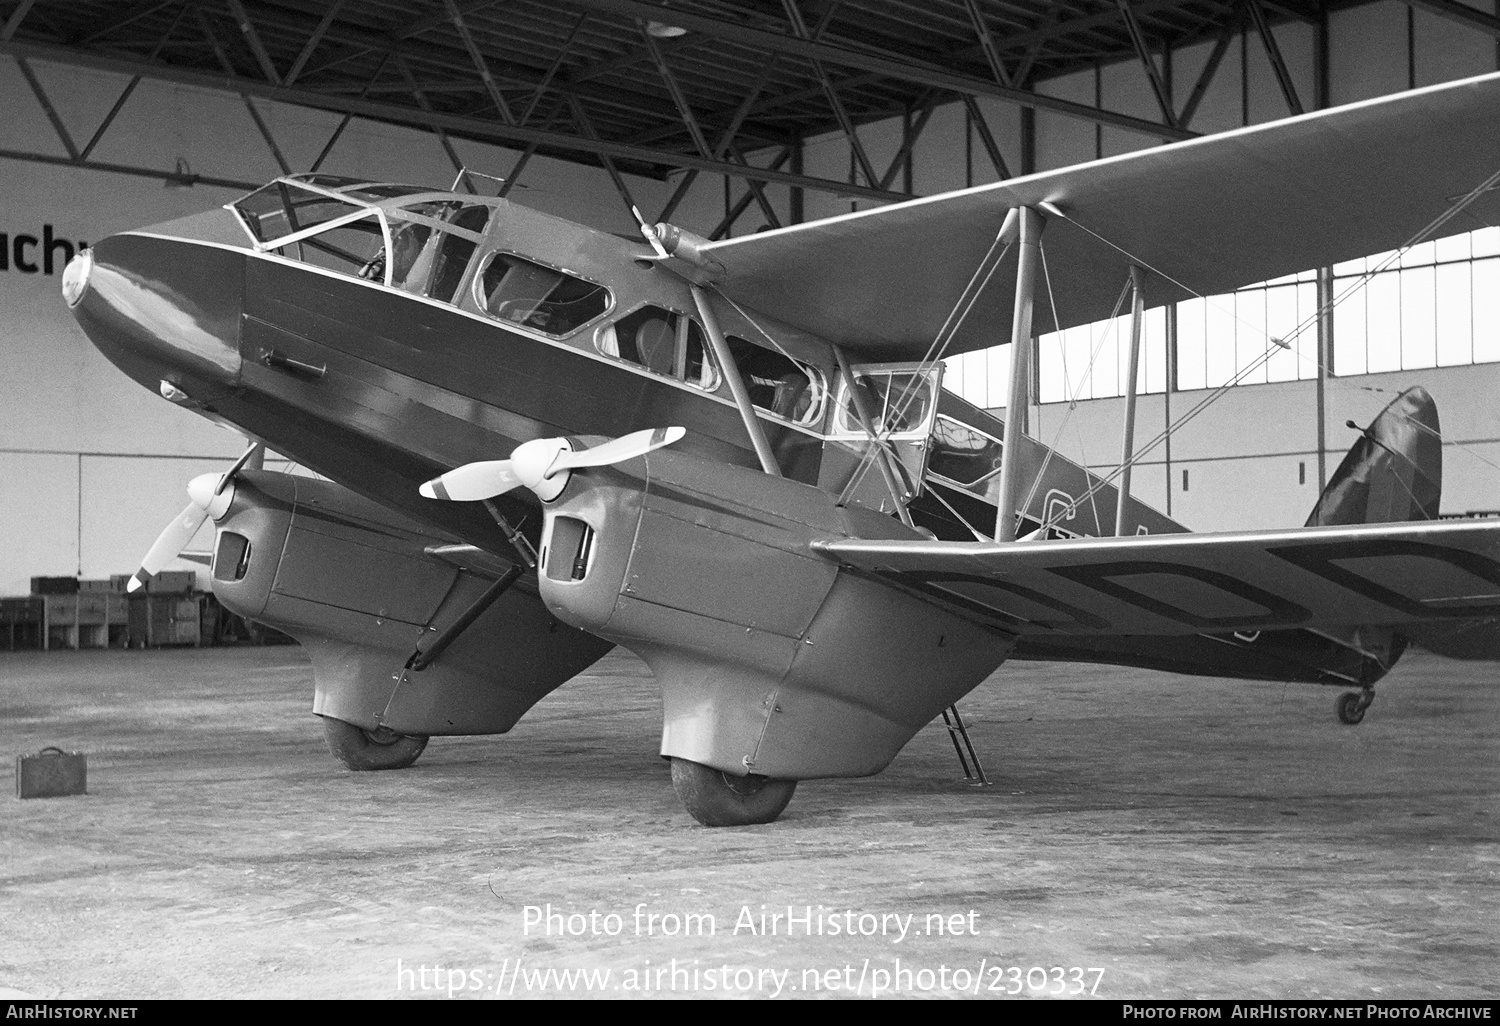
[[1018, 267, 1133, 531], [1031, 163, 1500, 537]]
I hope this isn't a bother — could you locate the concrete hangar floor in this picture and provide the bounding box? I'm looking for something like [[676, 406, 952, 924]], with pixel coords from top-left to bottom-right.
[[1, 646, 1495, 1000]]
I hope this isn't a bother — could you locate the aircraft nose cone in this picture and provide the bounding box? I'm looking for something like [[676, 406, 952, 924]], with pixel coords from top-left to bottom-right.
[[69, 232, 245, 403], [60, 248, 92, 308], [186, 472, 220, 511]]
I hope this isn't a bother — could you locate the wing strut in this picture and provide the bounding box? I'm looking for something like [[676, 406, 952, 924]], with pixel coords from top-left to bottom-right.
[[690, 283, 783, 478], [1114, 264, 1146, 536], [994, 206, 1046, 541], [640, 209, 783, 479]]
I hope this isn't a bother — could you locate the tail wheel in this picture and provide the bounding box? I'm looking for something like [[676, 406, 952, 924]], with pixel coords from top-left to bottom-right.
[[1336, 691, 1369, 725], [670, 757, 797, 827], [321, 715, 428, 770]]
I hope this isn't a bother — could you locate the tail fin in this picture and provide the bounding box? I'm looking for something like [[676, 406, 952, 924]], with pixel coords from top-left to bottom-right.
[[1306, 386, 1442, 527]]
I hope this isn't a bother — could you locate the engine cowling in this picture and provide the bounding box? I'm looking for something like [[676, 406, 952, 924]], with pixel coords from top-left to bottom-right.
[[209, 471, 611, 736], [534, 449, 1016, 780]]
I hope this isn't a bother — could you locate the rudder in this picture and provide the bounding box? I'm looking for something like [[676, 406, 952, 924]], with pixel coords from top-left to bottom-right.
[[1306, 386, 1441, 527]]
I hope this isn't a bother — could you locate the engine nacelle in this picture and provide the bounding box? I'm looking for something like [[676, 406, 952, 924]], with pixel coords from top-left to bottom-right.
[[210, 471, 611, 736], [535, 449, 1015, 780]]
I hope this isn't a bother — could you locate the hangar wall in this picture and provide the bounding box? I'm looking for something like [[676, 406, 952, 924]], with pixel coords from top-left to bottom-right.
[[4, 1, 1500, 597]]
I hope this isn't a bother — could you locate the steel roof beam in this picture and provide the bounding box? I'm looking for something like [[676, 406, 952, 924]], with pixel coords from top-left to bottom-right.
[[79, 75, 140, 160], [1176, 3, 1239, 128], [961, 93, 1010, 179], [727, 143, 782, 229], [1, 0, 37, 41], [0, 145, 259, 189], [224, 0, 281, 84], [295, 0, 506, 81], [781, 0, 883, 185], [1402, 0, 1500, 39], [878, 99, 935, 191], [78, 0, 174, 46], [641, 24, 712, 157], [444, 0, 516, 125], [962, 0, 1015, 87], [978, 0, 1201, 54], [520, 12, 586, 123], [1116, 0, 1179, 128], [0, 38, 910, 200], [1246, 0, 1303, 115], [710, 146, 793, 240], [204, 5, 710, 133], [16, 54, 77, 157], [553, 0, 1196, 140], [1010, 4, 1063, 86], [565, 92, 640, 214], [284, 0, 345, 86]]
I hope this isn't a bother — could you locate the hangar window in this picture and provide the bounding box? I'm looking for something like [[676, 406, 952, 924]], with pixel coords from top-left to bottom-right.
[[724, 336, 826, 427], [596, 305, 719, 390], [476, 252, 611, 336]]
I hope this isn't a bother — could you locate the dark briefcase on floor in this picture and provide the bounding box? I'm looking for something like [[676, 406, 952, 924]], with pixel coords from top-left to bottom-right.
[[16, 747, 87, 799]]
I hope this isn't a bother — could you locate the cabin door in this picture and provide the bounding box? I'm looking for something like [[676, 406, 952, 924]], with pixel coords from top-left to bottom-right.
[[818, 362, 943, 515]]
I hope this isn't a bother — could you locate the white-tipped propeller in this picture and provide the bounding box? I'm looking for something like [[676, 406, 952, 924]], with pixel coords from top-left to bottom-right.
[[631, 205, 671, 260], [420, 427, 685, 503], [127, 442, 263, 593]]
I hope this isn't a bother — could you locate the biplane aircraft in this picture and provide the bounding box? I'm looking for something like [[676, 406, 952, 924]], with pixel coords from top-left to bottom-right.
[[63, 69, 1500, 825]]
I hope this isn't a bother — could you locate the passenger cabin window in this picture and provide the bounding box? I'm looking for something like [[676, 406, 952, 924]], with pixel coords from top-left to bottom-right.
[[927, 415, 1004, 493], [725, 336, 825, 426], [477, 253, 611, 336], [596, 306, 718, 390]]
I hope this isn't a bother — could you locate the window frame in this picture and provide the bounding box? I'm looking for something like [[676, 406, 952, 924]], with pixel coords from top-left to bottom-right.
[[829, 362, 943, 442], [593, 301, 722, 392], [472, 249, 615, 339], [924, 413, 1005, 496], [724, 334, 829, 429]]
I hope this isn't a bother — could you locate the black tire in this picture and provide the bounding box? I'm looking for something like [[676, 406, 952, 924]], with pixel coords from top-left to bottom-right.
[[321, 715, 428, 770], [669, 757, 797, 826], [1336, 691, 1366, 726]]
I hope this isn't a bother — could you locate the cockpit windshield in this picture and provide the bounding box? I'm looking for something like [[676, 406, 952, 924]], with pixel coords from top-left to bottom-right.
[[228, 176, 492, 298], [232, 180, 369, 244]]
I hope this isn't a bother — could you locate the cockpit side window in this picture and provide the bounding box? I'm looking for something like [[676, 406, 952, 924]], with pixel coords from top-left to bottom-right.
[[596, 306, 721, 391], [388, 202, 491, 301], [233, 183, 366, 245], [833, 370, 935, 437], [927, 415, 1004, 493], [476, 253, 611, 336]]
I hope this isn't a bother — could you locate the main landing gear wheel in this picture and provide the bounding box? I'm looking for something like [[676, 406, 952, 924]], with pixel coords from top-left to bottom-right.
[[1336, 689, 1374, 726], [670, 758, 797, 827], [321, 715, 429, 770]]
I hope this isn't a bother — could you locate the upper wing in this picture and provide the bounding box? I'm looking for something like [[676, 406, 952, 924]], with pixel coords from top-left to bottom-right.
[[812, 518, 1500, 636], [704, 71, 1500, 361]]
